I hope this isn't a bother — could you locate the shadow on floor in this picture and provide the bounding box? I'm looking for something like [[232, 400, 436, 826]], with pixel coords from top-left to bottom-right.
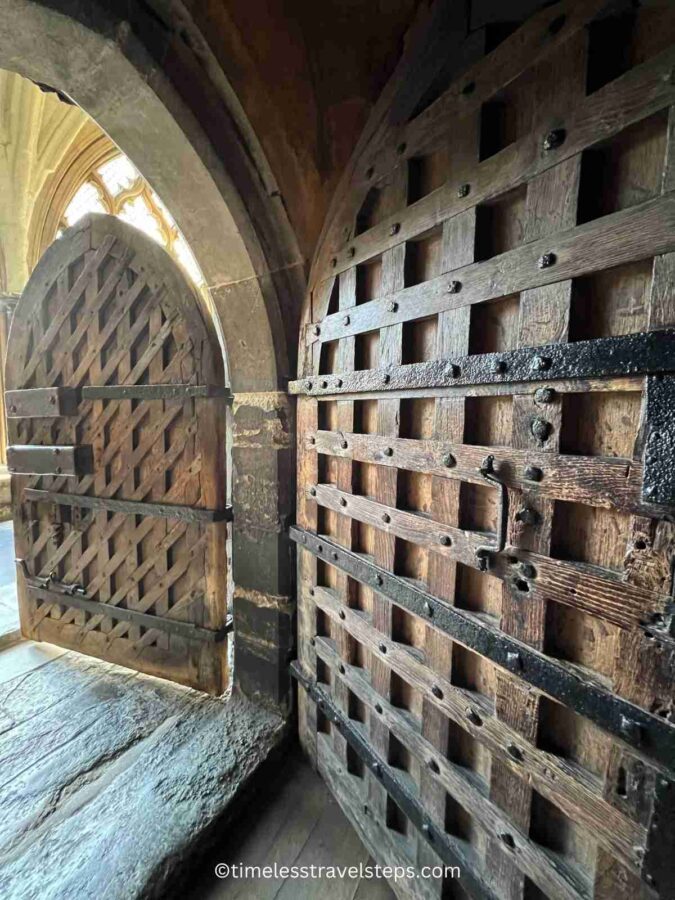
[[177, 748, 395, 900]]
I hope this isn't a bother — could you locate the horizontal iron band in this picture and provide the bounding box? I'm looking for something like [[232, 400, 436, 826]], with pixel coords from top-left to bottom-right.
[[290, 329, 675, 396], [290, 660, 497, 900], [5, 384, 230, 417], [291, 526, 675, 772], [26, 582, 232, 643], [24, 489, 232, 524]]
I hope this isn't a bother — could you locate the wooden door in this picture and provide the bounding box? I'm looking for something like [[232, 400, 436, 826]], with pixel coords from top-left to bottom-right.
[[292, 2, 675, 898], [6, 214, 229, 695]]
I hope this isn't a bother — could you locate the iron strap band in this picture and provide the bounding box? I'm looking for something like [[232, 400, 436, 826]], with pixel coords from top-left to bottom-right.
[[291, 526, 675, 772], [27, 580, 233, 644], [23, 489, 232, 524], [289, 328, 675, 396], [290, 660, 498, 900], [26, 582, 232, 643]]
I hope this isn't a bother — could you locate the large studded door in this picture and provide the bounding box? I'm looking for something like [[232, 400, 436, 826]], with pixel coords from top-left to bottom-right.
[[292, 2, 675, 898], [6, 214, 229, 695]]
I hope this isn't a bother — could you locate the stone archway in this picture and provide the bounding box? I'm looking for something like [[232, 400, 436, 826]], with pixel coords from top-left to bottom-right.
[[0, 0, 301, 709]]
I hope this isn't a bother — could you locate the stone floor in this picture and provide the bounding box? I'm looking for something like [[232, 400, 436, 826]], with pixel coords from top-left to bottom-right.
[[181, 750, 394, 900], [0, 520, 19, 647], [0, 642, 288, 900]]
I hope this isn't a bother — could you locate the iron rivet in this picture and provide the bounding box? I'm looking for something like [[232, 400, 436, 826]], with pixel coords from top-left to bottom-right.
[[374, 575, 384, 587], [341, 440, 348, 449], [492, 359, 507, 374], [331, 258, 337, 268], [312, 324, 321, 336], [507, 743, 524, 761], [442, 452, 456, 468], [620, 715, 643, 745], [448, 280, 462, 294], [390, 223, 401, 236], [439, 535, 452, 547], [363, 804, 370, 815], [310, 637, 316, 646], [532, 355, 552, 372], [375, 703, 383, 714], [447, 364, 460, 378], [379, 642, 387, 653], [336, 378, 343, 387], [383, 373, 391, 384], [506, 651, 522, 672], [339, 497, 347, 507], [500, 833, 516, 850], [537, 252, 556, 269], [339, 664, 346, 675], [343, 315, 350, 326], [372, 762, 381, 776], [339, 610, 346, 620], [457, 183, 470, 198], [384, 447, 394, 456], [309, 586, 315, 596], [49, 396, 56, 405], [382, 513, 391, 524], [534, 386, 555, 403], [543, 128, 566, 151], [54, 467, 62, 474], [348, 247, 356, 258], [431, 684, 443, 699], [422, 822, 433, 839], [309, 487, 317, 497], [309, 436, 316, 445], [366, 166, 374, 179], [466, 707, 482, 726], [387, 300, 399, 312], [428, 759, 440, 774], [524, 464, 543, 482], [516, 507, 539, 526], [424, 601, 433, 617], [530, 417, 552, 441], [397, 142, 407, 155], [320, 380, 328, 389], [306, 381, 313, 391]]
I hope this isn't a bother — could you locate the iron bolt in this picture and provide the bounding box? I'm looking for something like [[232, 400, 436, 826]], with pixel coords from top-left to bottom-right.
[[340, 440, 348, 449], [448, 280, 462, 294], [543, 128, 566, 151], [524, 464, 543, 482], [383, 373, 391, 384], [366, 166, 374, 179], [309, 487, 317, 497], [492, 359, 507, 374], [387, 300, 398, 312], [320, 380, 328, 389], [530, 417, 552, 441], [378, 642, 387, 653], [457, 183, 470, 198], [439, 534, 452, 546], [465, 707, 482, 726], [423, 601, 434, 617], [390, 222, 401, 236], [500, 833, 516, 850], [374, 575, 384, 587], [422, 822, 433, 840], [428, 759, 440, 774], [534, 387, 555, 404], [442, 452, 456, 468], [339, 663, 346, 674], [331, 258, 337, 268], [348, 247, 356, 258], [339, 610, 346, 620], [312, 324, 321, 336], [383, 447, 394, 456], [431, 684, 443, 699], [506, 651, 522, 672], [336, 378, 343, 387], [306, 381, 313, 391], [382, 513, 391, 524], [372, 762, 381, 776], [339, 497, 347, 507], [343, 315, 350, 326], [531, 355, 552, 372], [620, 715, 643, 745], [538, 252, 557, 269], [447, 363, 460, 378], [507, 743, 524, 761], [516, 507, 539, 526]]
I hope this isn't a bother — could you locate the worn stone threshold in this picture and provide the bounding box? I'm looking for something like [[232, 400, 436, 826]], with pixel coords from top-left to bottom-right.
[[0, 644, 288, 900]]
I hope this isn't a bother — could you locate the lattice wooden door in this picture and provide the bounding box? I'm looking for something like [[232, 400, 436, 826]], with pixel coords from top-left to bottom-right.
[[6, 214, 229, 695], [292, 3, 675, 899]]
